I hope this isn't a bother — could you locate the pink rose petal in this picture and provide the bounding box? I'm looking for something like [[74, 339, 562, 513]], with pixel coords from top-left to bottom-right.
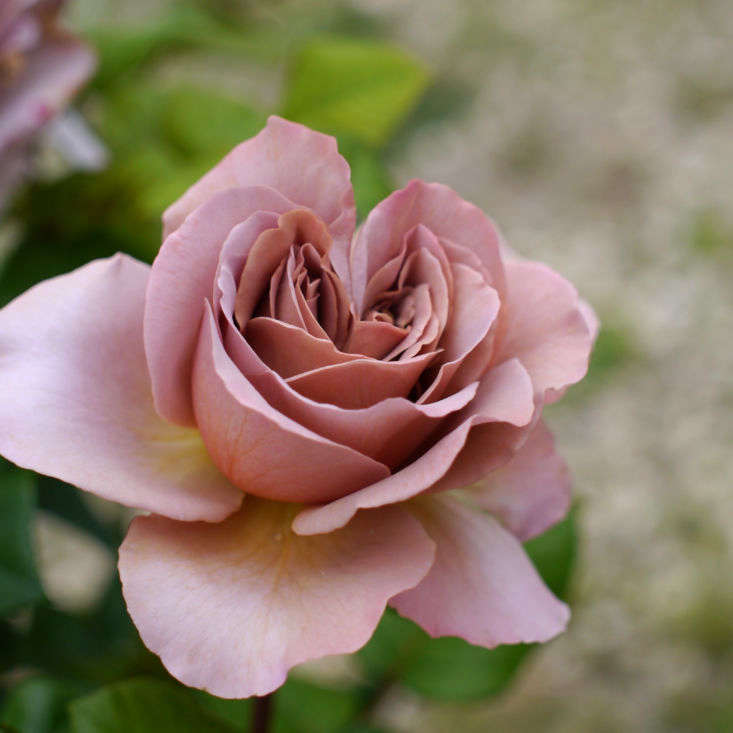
[[285, 351, 438, 409], [351, 179, 505, 309], [494, 260, 594, 398], [192, 304, 390, 502], [391, 495, 569, 646], [162, 116, 355, 254], [0, 39, 95, 151], [145, 186, 295, 425], [119, 499, 435, 698], [467, 420, 570, 541], [292, 358, 534, 535], [0, 255, 243, 522]]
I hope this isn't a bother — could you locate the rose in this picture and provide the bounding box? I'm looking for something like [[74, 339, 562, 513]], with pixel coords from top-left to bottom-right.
[[0, 0, 94, 208], [0, 117, 597, 698]]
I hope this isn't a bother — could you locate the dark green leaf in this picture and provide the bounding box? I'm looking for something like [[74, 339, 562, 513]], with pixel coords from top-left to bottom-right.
[[159, 87, 265, 159], [337, 139, 393, 221], [0, 460, 43, 615], [0, 676, 88, 733], [524, 507, 577, 599], [25, 580, 158, 685], [69, 678, 239, 733], [273, 677, 369, 733], [36, 478, 123, 549], [283, 38, 429, 147]]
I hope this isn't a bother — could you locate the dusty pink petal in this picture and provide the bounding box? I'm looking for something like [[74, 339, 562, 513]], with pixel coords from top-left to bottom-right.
[[145, 187, 294, 425], [292, 359, 534, 535], [162, 116, 355, 256], [468, 420, 570, 541], [286, 351, 437, 409], [360, 240, 407, 315], [419, 263, 500, 402], [390, 495, 569, 646], [494, 261, 594, 398], [578, 297, 600, 343], [0, 256, 243, 522], [245, 317, 361, 378], [0, 39, 95, 151], [193, 305, 390, 502], [344, 318, 408, 359], [428, 415, 536, 496], [259, 370, 478, 468], [382, 282, 434, 360], [234, 208, 332, 326], [220, 313, 478, 467], [351, 179, 505, 310], [119, 499, 435, 698]]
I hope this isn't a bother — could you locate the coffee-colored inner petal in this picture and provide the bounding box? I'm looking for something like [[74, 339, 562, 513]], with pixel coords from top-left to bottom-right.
[[234, 209, 333, 328]]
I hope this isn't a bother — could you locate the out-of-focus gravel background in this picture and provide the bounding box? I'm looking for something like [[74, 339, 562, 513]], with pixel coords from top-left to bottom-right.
[[37, 1, 732, 730]]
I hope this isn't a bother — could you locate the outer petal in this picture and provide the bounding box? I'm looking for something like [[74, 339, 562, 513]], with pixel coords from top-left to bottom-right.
[[119, 499, 436, 698], [162, 116, 355, 254], [350, 180, 505, 310], [292, 359, 534, 535], [494, 261, 594, 398], [390, 495, 569, 646], [467, 420, 570, 541], [192, 304, 390, 502], [145, 187, 294, 425], [0, 256, 243, 522]]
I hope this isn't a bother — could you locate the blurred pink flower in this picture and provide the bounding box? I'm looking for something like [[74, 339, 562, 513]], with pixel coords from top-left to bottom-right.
[[0, 117, 598, 698], [0, 0, 95, 208]]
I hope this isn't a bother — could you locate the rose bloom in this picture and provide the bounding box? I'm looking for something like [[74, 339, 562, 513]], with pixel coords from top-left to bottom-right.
[[0, 0, 94, 208], [0, 117, 597, 698]]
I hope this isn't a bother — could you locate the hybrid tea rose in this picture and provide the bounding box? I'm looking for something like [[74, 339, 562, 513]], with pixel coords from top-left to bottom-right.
[[0, 0, 94, 208], [0, 117, 597, 698]]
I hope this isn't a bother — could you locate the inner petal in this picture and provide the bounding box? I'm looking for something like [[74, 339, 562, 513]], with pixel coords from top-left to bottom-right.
[[234, 208, 333, 328]]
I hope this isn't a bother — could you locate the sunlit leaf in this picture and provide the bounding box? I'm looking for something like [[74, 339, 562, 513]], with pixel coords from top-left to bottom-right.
[[283, 38, 429, 147]]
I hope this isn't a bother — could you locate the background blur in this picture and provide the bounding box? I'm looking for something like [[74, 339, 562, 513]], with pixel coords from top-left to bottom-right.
[[2, 1, 732, 731]]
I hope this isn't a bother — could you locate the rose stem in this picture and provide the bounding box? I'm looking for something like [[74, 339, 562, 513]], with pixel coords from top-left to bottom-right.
[[252, 692, 274, 733]]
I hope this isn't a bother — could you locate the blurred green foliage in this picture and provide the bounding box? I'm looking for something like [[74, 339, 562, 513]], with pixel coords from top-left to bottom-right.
[[0, 2, 582, 731], [283, 38, 429, 148], [0, 461, 43, 616]]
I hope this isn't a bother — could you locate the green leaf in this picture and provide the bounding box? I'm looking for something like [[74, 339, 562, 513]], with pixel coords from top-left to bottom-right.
[[358, 511, 578, 701], [25, 579, 159, 685], [0, 460, 43, 615], [69, 678, 240, 733], [0, 676, 89, 733], [159, 86, 266, 159], [282, 38, 429, 147], [337, 138, 392, 221], [36, 478, 123, 549], [273, 677, 368, 733], [524, 506, 577, 599], [401, 638, 531, 701]]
